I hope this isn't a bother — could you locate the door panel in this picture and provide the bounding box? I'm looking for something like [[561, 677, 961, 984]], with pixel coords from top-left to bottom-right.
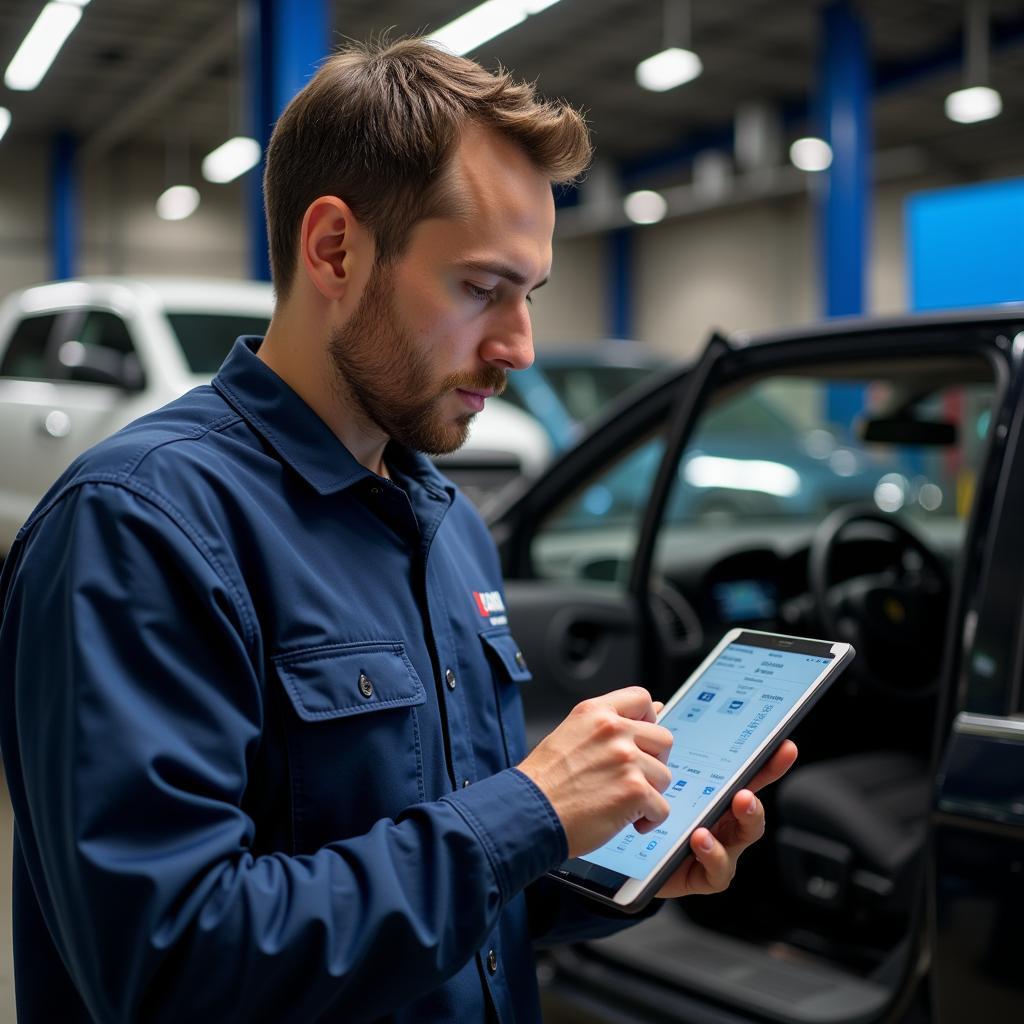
[[504, 580, 638, 748], [932, 714, 1024, 1021]]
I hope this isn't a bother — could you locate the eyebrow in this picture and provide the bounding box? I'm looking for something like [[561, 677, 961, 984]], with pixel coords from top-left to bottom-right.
[[460, 260, 549, 291]]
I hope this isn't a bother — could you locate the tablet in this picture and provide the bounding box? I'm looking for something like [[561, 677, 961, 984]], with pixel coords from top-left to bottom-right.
[[548, 628, 855, 913]]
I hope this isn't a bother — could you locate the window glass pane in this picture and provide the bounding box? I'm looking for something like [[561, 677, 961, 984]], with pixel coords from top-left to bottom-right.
[[543, 365, 658, 423], [662, 375, 992, 531], [167, 314, 270, 374], [78, 311, 135, 356], [0, 314, 57, 379], [530, 434, 665, 584]]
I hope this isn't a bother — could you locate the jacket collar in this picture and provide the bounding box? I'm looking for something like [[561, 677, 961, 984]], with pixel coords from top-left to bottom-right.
[[213, 336, 451, 497]]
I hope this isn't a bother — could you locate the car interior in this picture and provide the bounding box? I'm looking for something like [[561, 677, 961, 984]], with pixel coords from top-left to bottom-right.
[[504, 343, 1001, 1023]]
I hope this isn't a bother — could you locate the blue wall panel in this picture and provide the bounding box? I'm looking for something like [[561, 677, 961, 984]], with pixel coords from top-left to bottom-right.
[[907, 177, 1024, 310]]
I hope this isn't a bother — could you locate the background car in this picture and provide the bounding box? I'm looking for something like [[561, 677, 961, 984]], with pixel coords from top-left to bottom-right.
[[501, 340, 668, 450], [488, 308, 1024, 1023], [0, 277, 550, 555]]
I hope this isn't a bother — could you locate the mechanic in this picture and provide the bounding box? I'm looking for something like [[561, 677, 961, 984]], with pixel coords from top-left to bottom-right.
[[0, 37, 796, 1023]]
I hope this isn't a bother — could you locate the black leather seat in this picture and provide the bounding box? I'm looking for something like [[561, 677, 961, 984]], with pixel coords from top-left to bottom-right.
[[775, 752, 930, 918]]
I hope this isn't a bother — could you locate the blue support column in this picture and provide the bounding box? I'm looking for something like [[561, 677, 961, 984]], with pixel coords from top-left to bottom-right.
[[818, 0, 870, 431], [51, 132, 78, 280], [607, 228, 633, 339], [246, 0, 330, 282]]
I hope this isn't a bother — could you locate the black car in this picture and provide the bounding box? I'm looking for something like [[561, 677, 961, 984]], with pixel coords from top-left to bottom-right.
[[488, 310, 1024, 1023]]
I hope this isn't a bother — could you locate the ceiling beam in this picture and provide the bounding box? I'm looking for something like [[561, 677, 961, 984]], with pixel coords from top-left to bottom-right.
[[79, 9, 238, 164]]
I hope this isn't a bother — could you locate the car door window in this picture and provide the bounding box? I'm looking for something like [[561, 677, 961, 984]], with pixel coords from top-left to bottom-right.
[[530, 361, 995, 592], [77, 311, 135, 356], [166, 313, 270, 374], [530, 433, 666, 583], [60, 310, 143, 388], [0, 314, 58, 379], [660, 374, 992, 532]]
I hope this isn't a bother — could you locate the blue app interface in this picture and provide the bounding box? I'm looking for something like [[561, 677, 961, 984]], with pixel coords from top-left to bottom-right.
[[580, 641, 832, 880]]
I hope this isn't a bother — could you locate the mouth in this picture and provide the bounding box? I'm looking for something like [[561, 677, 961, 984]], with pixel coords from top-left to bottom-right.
[[455, 387, 495, 413]]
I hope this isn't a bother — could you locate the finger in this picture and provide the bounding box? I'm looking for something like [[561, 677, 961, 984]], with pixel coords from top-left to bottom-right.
[[632, 747, 673, 793], [633, 790, 671, 833], [639, 700, 665, 724], [690, 827, 733, 891], [724, 790, 766, 848], [631, 720, 675, 762], [746, 740, 798, 794], [595, 686, 657, 721]]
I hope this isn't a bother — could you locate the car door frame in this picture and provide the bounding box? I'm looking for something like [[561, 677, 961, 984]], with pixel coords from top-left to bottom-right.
[[929, 325, 1024, 1021]]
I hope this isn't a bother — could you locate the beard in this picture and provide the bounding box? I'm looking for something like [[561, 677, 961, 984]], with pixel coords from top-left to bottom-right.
[[327, 263, 507, 456]]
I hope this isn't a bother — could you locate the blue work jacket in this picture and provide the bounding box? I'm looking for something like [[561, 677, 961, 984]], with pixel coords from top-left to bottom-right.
[[0, 337, 646, 1023]]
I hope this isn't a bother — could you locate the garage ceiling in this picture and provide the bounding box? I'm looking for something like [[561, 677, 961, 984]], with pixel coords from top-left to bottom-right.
[[1, 0, 1023, 187]]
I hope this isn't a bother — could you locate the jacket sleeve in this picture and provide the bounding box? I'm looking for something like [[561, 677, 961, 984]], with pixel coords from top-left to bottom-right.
[[0, 481, 567, 1023], [526, 875, 663, 948]]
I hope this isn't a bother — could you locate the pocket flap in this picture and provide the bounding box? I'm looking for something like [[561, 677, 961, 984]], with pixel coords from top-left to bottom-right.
[[479, 629, 533, 683], [273, 642, 426, 722]]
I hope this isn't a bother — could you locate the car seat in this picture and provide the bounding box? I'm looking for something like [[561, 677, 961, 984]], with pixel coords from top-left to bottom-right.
[[775, 751, 930, 920]]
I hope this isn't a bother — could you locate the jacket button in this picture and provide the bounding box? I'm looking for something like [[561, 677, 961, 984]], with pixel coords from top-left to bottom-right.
[[514, 650, 526, 669], [445, 668, 457, 690], [358, 673, 374, 698], [462, 778, 471, 788], [487, 949, 497, 974]]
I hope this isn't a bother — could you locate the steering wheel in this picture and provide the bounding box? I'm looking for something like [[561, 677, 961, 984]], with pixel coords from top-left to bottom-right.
[[808, 505, 950, 697]]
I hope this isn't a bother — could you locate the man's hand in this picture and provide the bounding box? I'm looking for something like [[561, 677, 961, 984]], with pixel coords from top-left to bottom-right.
[[517, 687, 674, 857], [655, 739, 798, 898]]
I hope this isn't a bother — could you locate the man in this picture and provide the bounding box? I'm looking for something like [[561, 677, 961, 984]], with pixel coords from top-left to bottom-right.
[[0, 38, 795, 1022]]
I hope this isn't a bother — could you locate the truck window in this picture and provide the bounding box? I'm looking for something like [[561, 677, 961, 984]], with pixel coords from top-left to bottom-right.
[[0, 314, 58, 379], [166, 313, 270, 374], [78, 311, 135, 356]]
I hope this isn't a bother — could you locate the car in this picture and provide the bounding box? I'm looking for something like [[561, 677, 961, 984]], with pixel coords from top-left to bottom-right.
[[0, 277, 550, 556], [487, 310, 1024, 1022], [500, 340, 667, 449]]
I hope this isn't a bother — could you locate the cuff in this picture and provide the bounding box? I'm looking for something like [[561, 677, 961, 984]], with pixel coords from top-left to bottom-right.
[[443, 768, 568, 902]]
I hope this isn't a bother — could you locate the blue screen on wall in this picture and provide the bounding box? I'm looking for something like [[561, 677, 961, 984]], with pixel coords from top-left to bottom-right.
[[907, 177, 1024, 311]]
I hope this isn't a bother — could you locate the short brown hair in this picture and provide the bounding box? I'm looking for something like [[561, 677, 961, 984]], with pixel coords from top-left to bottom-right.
[[263, 36, 592, 297]]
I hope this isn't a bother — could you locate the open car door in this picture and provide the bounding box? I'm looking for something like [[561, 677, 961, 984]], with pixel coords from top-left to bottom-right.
[[930, 349, 1024, 1022]]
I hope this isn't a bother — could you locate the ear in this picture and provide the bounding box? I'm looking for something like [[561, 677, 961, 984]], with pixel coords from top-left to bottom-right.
[[298, 196, 371, 302]]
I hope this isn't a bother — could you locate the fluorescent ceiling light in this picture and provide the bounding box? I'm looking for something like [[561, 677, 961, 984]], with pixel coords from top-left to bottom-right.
[[624, 190, 668, 225], [429, 0, 562, 56], [0, 107, 10, 144], [61, 0, 92, 6], [202, 136, 262, 183], [5, 2, 82, 91], [636, 47, 703, 92], [945, 85, 1002, 124], [156, 185, 200, 221], [789, 137, 833, 172]]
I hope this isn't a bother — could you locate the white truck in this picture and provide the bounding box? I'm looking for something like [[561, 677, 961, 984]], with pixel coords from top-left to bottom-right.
[[0, 277, 551, 557]]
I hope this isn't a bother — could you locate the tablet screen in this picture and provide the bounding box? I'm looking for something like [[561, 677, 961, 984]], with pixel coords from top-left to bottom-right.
[[573, 638, 834, 884]]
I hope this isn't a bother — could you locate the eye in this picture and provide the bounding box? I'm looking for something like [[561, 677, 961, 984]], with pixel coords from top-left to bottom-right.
[[466, 282, 496, 303]]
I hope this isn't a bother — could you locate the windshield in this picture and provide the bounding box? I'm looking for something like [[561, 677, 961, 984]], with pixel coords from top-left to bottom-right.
[[166, 313, 270, 374]]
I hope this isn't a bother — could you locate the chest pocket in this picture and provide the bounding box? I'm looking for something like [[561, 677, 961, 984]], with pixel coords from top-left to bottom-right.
[[273, 641, 427, 852], [479, 627, 533, 767]]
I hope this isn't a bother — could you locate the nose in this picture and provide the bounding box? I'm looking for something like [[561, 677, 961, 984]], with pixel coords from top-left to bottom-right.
[[480, 298, 535, 371]]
